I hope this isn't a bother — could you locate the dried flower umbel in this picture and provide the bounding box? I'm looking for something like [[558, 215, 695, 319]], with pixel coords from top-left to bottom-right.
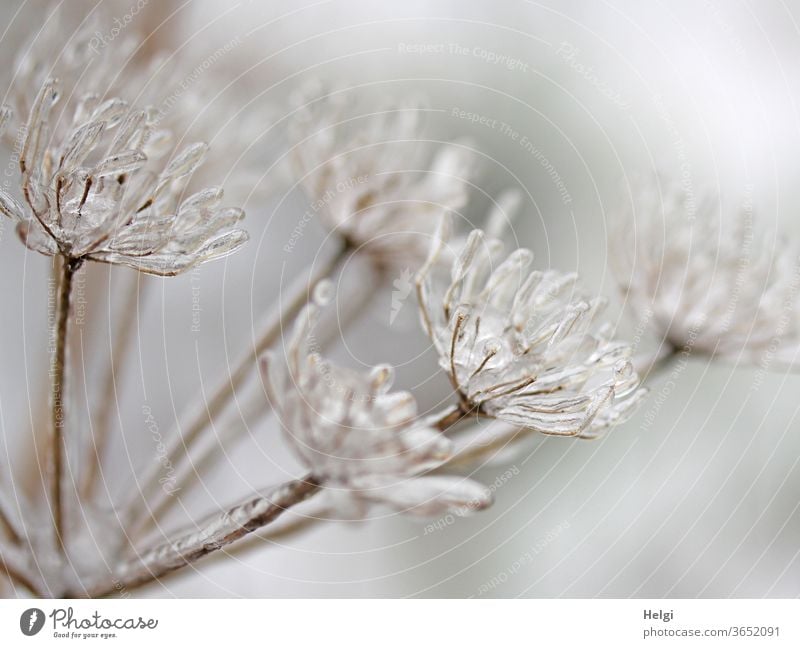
[[417, 219, 647, 439], [288, 84, 476, 264], [262, 282, 492, 517], [8, 3, 271, 207], [2, 78, 247, 275], [612, 179, 800, 369]]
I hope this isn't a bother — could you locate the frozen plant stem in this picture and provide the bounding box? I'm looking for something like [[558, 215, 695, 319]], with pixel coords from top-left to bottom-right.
[[0, 489, 23, 544], [128, 241, 352, 535], [434, 403, 483, 431], [446, 422, 525, 468], [80, 475, 322, 598], [92, 405, 470, 597], [51, 255, 82, 556]]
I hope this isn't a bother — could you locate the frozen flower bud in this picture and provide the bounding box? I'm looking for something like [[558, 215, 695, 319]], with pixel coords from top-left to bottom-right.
[[0, 78, 248, 275], [261, 282, 492, 517], [611, 176, 800, 367], [417, 219, 647, 439], [287, 83, 477, 265]]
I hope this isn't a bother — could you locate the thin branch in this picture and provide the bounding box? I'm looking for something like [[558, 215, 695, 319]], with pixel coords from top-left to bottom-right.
[[50, 255, 82, 556], [443, 422, 526, 468], [76, 474, 321, 598], [432, 402, 486, 433], [171, 500, 334, 568], [0, 489, 23, 544], [125, 241, 352, 534]]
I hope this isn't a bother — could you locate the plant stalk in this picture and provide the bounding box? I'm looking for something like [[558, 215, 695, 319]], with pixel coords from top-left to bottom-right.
[[0, 490, 23, 544], [433, 402, 486, 433], [77, 474, 320, 597], [51, 255, 81, 556]]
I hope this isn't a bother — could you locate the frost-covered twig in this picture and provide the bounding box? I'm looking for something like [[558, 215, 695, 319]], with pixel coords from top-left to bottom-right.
[[50, 256, 82, 554], [0, 488, 24, 544], [76, 475, 321, 598], [444, 421, 526, 469], [136, 380, 270, 539]]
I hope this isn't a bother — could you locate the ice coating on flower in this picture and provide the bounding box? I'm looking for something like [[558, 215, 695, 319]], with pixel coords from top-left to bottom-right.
[[287, 83, 476, 263], [611, 178, 800, 366], [7, 3, 272, 206], [261, 281, 492, 517], [417, 219, 647, 439], [0, 78, 247, 275]]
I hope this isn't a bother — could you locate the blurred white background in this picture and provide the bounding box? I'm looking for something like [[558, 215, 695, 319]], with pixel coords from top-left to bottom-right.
[[1, 0, 799, 597]]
